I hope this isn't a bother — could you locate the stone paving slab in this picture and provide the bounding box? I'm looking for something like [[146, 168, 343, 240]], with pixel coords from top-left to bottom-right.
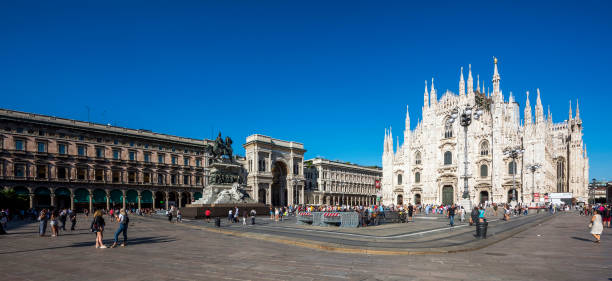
[[0, 212, 609, 280]]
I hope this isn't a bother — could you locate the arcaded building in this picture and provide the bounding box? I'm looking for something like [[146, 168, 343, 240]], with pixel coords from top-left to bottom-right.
[[303, 158, 381, 206], [0, 108, 211, 211]]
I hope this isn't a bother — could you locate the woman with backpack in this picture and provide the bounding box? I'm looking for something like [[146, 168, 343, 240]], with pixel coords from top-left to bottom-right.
[[111, 209, 128, 248], [91, 210, 106, 249]]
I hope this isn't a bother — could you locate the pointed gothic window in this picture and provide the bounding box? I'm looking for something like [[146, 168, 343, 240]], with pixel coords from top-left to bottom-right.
[[557, 160, 565, 192], [480, 164, 488, 177], [415, 172, 420, 183], [480, 141, 489, 156], [444, 151, 452, 165], [415, 151, 421, 165]]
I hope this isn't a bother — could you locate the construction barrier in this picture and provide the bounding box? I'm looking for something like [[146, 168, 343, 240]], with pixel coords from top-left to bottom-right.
[[296, 212, 313, 225], [312, 212, 324, 226], [321, 212, 342, 226]]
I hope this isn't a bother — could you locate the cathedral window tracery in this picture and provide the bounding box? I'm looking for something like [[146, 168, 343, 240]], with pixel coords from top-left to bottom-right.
[[480, 141, 489, 156], [415, 151, 422, 165], [444, 117, 453, 138]]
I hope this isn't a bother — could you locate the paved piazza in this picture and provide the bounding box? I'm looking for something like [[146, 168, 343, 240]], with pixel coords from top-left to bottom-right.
[[0, 212, 609, 281]]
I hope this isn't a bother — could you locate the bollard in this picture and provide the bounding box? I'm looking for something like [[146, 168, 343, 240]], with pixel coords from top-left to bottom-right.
[[215, 217, 221, 228]]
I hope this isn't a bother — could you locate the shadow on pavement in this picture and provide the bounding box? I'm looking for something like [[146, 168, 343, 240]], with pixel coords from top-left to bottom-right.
[[0, 236, 175, 255], [571, 236, 594, 242]]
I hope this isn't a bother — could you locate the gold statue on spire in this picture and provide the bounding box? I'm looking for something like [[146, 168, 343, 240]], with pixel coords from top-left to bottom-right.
[[493, 56, 498, 64]]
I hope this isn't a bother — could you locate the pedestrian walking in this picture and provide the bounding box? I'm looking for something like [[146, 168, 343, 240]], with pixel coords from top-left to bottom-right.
[[408, 204, 414, 222], [69, 210, 77, 231], [448, 204, 456, 227], [38, 209, 48, 237], [242, 211, 247, 225], [59, 209, 67, 231], [470, 207, 479, 226], [602, 206, 611, 228], [50, 211, 59, 237], [111, 209, 129, 248], [460, 206, 466, 222], [176, 209, 182, 223], [91, 210, 106, 248], [167, 209, 173, 222], [228, 209, 233, 222], [84, 208, 89, 217], [205, 209, 211, 223], [590, 209, 603, 243]]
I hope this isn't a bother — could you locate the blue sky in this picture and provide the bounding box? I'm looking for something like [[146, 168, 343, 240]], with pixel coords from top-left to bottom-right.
[[1, 1, 610, 179]]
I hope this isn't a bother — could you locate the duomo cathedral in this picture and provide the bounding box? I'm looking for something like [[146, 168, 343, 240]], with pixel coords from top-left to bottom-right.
[[381, 59, 589, 206]]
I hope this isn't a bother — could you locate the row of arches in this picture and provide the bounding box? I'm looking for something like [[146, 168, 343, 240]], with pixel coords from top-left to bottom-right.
[[9, 186, 203, 211]]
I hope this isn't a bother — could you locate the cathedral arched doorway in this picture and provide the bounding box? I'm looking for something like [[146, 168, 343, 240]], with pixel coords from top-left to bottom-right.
[[442, 185, 454, 206], [397, 195, 403, 205], [507, 189, 516, 203], [480, 191, 489, 204], [271, 161, 287, 206], [414, 194, 421, 205]]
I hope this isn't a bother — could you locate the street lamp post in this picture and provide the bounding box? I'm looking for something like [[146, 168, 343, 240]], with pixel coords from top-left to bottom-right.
[[447, 105, 483, 211], [526, 163, 542, 205], [503, 146, 525, 205]]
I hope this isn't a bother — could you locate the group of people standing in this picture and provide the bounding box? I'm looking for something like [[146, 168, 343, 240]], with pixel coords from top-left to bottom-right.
[[91, 208, 129, 249], [37, 208, 77, 237]]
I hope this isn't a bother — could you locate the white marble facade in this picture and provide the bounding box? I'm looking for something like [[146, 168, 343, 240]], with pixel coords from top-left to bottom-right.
[[382, 60, 589, 206]]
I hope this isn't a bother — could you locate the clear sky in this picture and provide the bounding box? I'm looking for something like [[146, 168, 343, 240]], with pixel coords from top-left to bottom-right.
[[1, 1, 610, 179]]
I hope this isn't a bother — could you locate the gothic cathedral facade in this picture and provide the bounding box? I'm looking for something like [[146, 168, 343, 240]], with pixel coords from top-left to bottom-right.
[[381, 60, 588, 206]]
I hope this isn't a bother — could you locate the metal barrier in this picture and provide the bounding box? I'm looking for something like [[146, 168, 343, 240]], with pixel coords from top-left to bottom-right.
[[296, 212, 313, 225], [321, 212, 341, 226], [340, 212, 359, 228], [312, 212, 323, 226]]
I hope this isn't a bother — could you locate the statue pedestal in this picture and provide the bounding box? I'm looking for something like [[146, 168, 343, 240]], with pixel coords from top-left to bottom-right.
[[459, 198, 473, 212]]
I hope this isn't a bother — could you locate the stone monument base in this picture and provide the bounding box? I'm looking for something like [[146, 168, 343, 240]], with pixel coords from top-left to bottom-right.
[[182, 203, 269, 219], [459, 198, 473, 212]]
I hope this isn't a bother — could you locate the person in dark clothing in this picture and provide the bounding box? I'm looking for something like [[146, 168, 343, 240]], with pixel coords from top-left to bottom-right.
[[69, 210, 77, 231], [448, 205, 456, 227], [408, 204, 414, 222], [470, 206, 479, 226]]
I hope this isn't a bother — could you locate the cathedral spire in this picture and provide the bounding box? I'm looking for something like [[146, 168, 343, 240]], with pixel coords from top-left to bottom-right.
[[424, 80, 429, 108], [492, 56, 500, 94], [405, 105, 410, 131], [535, 88, 544, 123], [459, 67, 465, 96], [568, 100, 573, 121], [524, 91, 532, 125], [576, 100, 580, 120], [430, 78, 437, 105], [547, 105, 552, 124], [467, 64, 473, 95], [389, 126, 394, 153], [477, 74, 480, 93]]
